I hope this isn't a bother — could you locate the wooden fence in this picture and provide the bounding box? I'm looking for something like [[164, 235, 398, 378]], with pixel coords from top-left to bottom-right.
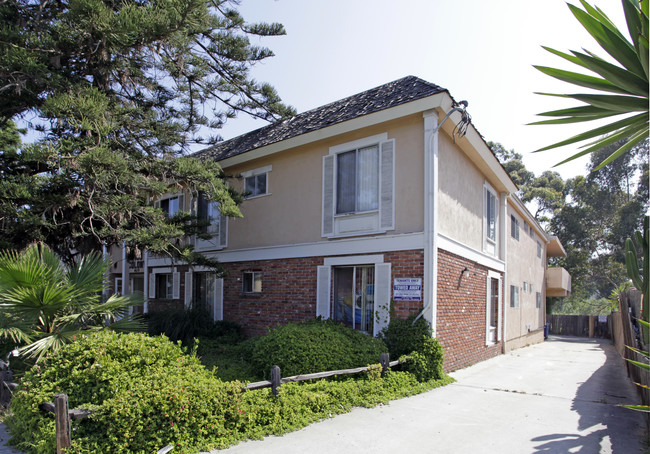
[[609, 290, 649, 409], [547, 314, 610, 338], [40, 352, 403, 453]]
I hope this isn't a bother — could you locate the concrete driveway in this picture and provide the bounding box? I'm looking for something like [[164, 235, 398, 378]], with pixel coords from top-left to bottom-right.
[[213, 336, 647, 454]]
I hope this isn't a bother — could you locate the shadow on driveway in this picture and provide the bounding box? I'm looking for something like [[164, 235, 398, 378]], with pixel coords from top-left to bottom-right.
[[532, 338, 648, 453]]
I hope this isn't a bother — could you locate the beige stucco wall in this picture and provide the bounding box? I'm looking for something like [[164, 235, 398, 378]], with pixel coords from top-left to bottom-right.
[[506, 203, 547, 342], [222, 115, 426, 250], [437, 133, 486, 251]]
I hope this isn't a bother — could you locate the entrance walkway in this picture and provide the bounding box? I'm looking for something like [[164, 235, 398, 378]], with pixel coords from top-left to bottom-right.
[[213, 336, 647, 454]]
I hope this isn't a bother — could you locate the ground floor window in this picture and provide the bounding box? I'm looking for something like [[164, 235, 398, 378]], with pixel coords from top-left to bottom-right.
[[333, 265, 374, 333], [242, 271, 262, 293], [155, 274, 173, 299]]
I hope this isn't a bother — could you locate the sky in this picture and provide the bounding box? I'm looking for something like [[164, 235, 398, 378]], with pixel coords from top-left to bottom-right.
[[215, 0, 629, 180]]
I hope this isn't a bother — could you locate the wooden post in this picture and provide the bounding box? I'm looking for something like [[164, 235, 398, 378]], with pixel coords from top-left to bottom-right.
[[54, 393, 71, 453], [380, 353, 390, 377], [270, 365, 281, 397], [589, 315, 595, 338]]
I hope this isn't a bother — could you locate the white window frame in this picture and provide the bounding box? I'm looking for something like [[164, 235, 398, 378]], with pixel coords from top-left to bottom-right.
[[242, 271, 262, 294], [510, 285, 520, 308], [242, 165, 272, 199], [510, 215, 520, 241], [483, 182, 499, 256], [155, 193, 185, 218], [322, 133, 394, 238], [114, 277, 123, 296]]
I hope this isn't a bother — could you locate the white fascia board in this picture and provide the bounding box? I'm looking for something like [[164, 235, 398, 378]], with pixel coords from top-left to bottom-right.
[[438, 233, 506, 272], [508, 195, 548, 241], [217, 93, 447, 169], [203, 232, 425, 263]]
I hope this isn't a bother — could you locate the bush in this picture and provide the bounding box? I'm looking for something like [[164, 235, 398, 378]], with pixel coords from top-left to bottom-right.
[[7, 331, 247, 454], [378, 314, 431, 358], [146, 306, 243, 345], [379, 315, 445, 382], [244, 319, 387, 378]]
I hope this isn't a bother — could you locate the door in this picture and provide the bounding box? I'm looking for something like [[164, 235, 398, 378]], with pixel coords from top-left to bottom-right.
[[333, 265, 375, 333], [488, 277, 499, 343]]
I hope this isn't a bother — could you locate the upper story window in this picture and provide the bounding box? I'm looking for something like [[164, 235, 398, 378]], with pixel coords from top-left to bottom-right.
[[242, 165, 271, 199], [322, 133, 394, 238], [483, 183, 498, 255], [537, 240, 542, 258], [197, 192, 221, 236], [510, 215, 520, 241], [157, 194, 184, 217], [510, 285, 519, 308], [336, 145, 379, 214]]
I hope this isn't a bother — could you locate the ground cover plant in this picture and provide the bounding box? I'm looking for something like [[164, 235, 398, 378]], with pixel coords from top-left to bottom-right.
[[7, 322, 452, 453]]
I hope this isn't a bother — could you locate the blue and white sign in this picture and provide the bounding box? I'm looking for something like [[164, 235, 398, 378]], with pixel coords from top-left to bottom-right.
[[393, 278, 422, 302]]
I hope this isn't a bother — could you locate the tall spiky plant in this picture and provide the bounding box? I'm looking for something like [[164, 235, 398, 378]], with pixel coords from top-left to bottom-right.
[[625, 216, 649, 344], [532, 0, 649, 170], [0, 243, 143, 361]]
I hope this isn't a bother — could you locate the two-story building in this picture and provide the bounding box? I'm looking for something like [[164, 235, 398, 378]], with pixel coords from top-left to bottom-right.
[[111, 76, 570, 372]]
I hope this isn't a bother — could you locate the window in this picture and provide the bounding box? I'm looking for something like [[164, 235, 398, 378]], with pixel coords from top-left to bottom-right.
[[155, 274, 173, 299], [336, 146, 379, 214], [483, 184, 498, 256], [530, 283, 534, 294], [333, 265, 374, 333], [115, 278, 122, 296], [510, 285, 519, 308], [242, 165, 271, 198], [487, 276, 500, 344], [197, 192, 221, 236], [511, 215, 520, 240], [537, 240, 542, 258], [156, 194, 184, 218], [523, 222, 529, 235], [322, 134, 394, 237], [242, 271, 262, 293], [536, 292, 542, 308], [245, 174, 267, 197], [523, 281, 528, 292]]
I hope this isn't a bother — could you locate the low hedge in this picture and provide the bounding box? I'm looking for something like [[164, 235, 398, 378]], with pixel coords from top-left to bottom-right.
[[243, 318, 388, 378], [7, 330, 453, 454]]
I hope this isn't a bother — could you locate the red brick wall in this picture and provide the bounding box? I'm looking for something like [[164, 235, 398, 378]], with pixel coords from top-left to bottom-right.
[[436, 249, 503, 372], [221, 257, 322, 336], [384, 250, 425, 318]]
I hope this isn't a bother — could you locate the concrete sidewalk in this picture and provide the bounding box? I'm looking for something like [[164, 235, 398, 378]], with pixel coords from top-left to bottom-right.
[[212, 336, 647, 454]]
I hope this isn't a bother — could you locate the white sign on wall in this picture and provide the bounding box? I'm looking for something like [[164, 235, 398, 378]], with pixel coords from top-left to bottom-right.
[[393, 278, 422, 302]]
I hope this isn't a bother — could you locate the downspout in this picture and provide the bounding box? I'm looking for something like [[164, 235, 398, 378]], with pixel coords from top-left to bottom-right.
[[500, 193, 509, 352], [414, 102, 471, 332]]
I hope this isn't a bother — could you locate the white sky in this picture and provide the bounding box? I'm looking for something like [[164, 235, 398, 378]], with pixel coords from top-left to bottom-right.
[[218, 0, 628, 180]]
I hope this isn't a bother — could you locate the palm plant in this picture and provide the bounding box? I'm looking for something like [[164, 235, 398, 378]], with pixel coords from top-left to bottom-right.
[[0, 243, 143, 361], [532, 0, 649, 169]]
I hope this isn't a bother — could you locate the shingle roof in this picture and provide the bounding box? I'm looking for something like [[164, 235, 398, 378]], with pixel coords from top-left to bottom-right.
[[195, 76, 446, 162]]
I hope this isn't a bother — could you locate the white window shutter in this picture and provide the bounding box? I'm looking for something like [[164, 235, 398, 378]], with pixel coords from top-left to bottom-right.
[[178, 194, 185, 213], [172, 271, 180, 299], [214, 277, 224, 321], [184, 271, 193, 308], [373, 263, 392, 337], [218, 215, 228, 248], [322, 155, 335, 236], [148, 273, 156, 299], [316, 266, 331, 318], [379, 139, 395, 231]]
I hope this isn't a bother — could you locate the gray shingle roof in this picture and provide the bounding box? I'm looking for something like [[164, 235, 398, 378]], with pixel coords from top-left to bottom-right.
[[196, 76, 446, 162]]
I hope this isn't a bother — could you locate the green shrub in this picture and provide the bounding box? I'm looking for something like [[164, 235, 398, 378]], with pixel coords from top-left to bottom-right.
[[245, 319, 387, 378], [7, 331, 247, 454], [378, 314, 431, 359], [146, 306, 243, 345], [379, 315, 445, 382]]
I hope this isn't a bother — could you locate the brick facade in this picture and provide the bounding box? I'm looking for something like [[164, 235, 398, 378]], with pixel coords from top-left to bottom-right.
[[142, 247, 504, 373], [436, 248, 503, 372]]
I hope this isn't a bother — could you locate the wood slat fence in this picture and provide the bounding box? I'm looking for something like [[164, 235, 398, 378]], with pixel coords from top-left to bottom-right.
[[39, 352, 404, 453], [547, 314, 610, 338], [609, 290, 649, 409]]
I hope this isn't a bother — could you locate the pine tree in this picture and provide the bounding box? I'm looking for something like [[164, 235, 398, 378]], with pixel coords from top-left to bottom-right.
[[0, 0, 295, 264]]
